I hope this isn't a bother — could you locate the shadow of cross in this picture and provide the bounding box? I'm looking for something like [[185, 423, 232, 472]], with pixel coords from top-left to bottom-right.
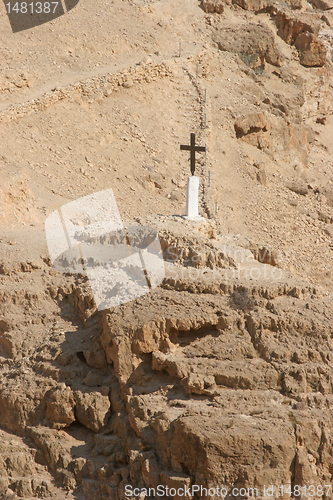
[[180, 133, 206, 176]]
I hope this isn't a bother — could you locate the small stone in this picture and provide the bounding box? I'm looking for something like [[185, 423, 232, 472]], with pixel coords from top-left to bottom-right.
[[286, 182, 309, 196], [256, 168, 267, 186], [83, 370, 105, 387], [170, 190, 181, 201], [202, 0, 224, 13], [123, 79, 134, 88], [324, 227, 333, 238]]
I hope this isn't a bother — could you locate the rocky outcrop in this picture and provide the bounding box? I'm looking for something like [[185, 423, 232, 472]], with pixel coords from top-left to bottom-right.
[[273, 10, 326, 67], [0, 428, 56, 498], [234, 111, 314, 165], [214, 22, 285, 70], [100, 279, 333, 494], [274, 10, 319, 45], [46, 385, 76, 429], [234, 112, 270, 149]]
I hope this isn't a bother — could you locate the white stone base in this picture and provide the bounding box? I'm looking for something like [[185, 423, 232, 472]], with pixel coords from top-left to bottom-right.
[[184, 175, 204, 220], [182, 215, 205, 221]]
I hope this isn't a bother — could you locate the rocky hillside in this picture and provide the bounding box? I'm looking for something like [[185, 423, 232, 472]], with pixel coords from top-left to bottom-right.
[[1, 0, 333, 497]]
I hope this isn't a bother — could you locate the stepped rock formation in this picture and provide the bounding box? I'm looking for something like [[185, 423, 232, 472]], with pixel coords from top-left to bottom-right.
[[1, 217, 333, 499]]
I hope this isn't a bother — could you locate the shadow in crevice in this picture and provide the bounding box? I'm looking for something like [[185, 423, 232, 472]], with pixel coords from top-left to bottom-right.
[[168, 324, 218, 347]]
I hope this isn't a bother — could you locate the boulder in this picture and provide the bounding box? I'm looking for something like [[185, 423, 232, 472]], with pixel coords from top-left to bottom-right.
[[274, 10, 318, 45], [234, 112, 270, 149], [286, 181, 309, 196], [83, 348, 107, 369], [322, 12, 333, 25], [202, 0, 224, 12], [45, 385, 75, 429], [295, 33, 326, 67], [160, 471, 192, 500], [74, 389, 111, 433]]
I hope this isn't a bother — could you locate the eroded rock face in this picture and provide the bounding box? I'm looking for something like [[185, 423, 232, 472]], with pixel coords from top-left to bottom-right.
[[234, 111, 314, 164], [272, 10, 326, 67], [0, 220, 333, 499], [234, 112, 270, 149], [100, 279, 333, 493], [274, 10, 319, 45], [214, 22, 285, 70]]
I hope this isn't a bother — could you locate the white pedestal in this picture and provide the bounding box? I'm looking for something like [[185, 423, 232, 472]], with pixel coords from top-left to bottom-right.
[[183, 175, 205, 221]]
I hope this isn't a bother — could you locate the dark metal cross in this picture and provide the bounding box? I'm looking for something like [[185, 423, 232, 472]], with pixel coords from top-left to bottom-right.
[[180, 133, 206, 176]]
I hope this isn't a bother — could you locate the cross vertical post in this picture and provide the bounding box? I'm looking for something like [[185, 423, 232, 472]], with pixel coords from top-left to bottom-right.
[[180, 133, 206, 176]]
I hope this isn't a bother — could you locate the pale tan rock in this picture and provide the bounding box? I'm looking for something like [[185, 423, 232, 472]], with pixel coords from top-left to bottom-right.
[[28, 426, 73, 472], [256, 168, 267, 186], [83, 348, 107, 369], [142, 457, 160, 489], [123, 79, 134, 88]]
